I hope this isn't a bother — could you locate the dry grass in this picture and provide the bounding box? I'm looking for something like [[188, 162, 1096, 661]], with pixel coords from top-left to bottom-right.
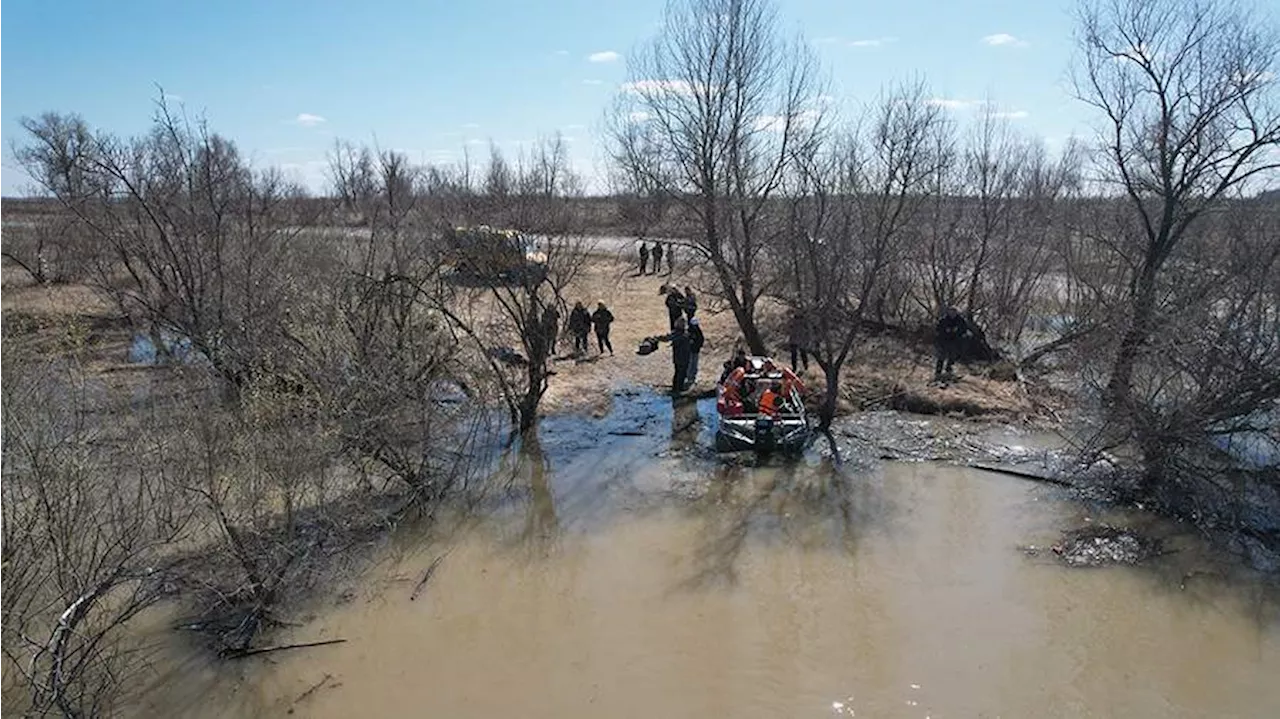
[[3, 247, 1050, 422]]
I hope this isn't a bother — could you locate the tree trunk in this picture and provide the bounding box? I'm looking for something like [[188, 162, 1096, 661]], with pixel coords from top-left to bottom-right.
[[731, 300, 767, 355], [818, 364, 840, 431], [1105, 266, 1159, 410]]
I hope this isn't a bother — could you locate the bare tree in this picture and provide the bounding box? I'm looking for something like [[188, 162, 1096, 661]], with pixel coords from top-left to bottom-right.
[[2, 349, 193, 717], [435, 137, 591, 434], [784, 82, 950, 428], [1074, 0, 1280, 411], [608, 0, 825, 354], [13, 100, 315, 397]]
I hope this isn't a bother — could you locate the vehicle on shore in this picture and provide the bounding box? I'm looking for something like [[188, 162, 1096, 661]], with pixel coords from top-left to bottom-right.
[[715, 356, 811, 453], [444, 225, 547, 283]]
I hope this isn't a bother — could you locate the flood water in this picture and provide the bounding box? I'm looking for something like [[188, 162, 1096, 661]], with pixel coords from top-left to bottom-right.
[[144, 394, 1280, 718]]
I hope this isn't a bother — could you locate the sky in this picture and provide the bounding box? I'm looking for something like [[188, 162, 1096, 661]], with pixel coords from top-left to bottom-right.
[[2, 0, 1096, 196]]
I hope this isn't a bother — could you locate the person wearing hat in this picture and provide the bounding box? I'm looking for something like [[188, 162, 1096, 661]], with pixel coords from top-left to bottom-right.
[[685, 317, 705, 389], [591, 300, 615, 355]]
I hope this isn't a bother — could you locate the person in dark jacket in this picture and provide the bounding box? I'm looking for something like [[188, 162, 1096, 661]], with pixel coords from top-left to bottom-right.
[[665, 287, 685, 330], [719, 347, 749, 384], [683, 286, 697, 320], [638, 242, 650, 275], [568, 301, 592, 356], [666, 243, 675, 274], [591, 301, 614, 355], [934, 306, 971, 380], [651, 242, 664, 275], [686, 317, 705, 389], [542, 305, 562, 356], [787, 311, 810, 371], [665, 317, 691, 394]]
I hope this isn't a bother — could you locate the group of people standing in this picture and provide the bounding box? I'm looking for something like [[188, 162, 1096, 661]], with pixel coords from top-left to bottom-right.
[[638, 241, 674, 275], [543, 300, 615, 358]]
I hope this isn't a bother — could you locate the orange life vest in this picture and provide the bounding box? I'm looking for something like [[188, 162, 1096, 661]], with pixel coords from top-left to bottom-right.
[[759, 389, 778, 416]]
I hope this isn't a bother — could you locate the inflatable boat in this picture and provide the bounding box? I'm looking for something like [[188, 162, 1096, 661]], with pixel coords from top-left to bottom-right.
[[715, 356, 811, 453]]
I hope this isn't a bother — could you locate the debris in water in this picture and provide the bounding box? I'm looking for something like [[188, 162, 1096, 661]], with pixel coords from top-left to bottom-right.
[[1051, 525, 1162, 567]]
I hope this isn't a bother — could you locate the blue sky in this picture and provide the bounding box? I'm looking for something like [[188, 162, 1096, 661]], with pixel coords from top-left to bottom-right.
[[3, 0, 1091, 196]]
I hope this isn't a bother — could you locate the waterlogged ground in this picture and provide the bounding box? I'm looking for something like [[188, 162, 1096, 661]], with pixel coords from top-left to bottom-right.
[[142, 392, 1280, 718]]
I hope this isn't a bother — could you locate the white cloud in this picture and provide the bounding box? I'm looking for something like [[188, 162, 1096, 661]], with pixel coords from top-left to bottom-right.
[[982, 33, 1028, 47], [927, 98, 984, 110], [465, 138, 485, 146], [588, 50, 621, 63], [622, 79, 696, 96], [988, 110, 1030, 120], [628, 111, 653, 123], [582, 79, 605, 85], [294, 113, 327, 127], [848, 37, 896, 48], [753, 110, 820, 132]]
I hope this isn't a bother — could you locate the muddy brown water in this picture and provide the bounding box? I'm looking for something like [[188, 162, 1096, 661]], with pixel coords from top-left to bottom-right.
[[141, 394, 1280, 718]]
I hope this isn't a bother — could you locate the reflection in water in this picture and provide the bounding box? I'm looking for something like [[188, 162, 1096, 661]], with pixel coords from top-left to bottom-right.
[[139, 400, 1280, 719], [520, 432, 558, 547], [671, 395, 701, 449]]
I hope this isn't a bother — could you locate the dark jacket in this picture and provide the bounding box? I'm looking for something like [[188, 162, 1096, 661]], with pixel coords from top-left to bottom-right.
[[652, 243, 664, 259], [688, 324, 705, 354], [665, 291, 684, 316], [591, 307, 614, 332], [935, 312, 969, 346], [568, 307, 592, 335], [669, 330, 691, 365], [788, 314, 810, 346], [684, 291, 697, 314]]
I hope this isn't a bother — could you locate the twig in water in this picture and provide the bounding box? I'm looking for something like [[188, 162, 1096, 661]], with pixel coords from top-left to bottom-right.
[[226, 639, 346, 659], [410, 552, 448, 601], [294, 673, 333, 704], [967, 462, 1073, 487]]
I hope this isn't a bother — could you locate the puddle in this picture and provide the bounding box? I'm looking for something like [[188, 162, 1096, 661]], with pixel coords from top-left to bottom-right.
[[138, 394, 1280, 718], [128, 331, 199, 365]]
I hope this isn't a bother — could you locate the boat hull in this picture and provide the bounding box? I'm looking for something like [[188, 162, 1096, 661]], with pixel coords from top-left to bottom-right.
[[715, 415, 810, 454]]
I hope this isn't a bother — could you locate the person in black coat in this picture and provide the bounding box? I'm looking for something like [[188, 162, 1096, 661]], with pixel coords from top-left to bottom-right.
[[666, 318, 691, 394], [542, 305, 562, 356], [638, 242, 650, 275], [683, 286, 697, 320], [664, 287, 685, 330], [934, 306, 971, 380], [686, 317, 705, 389], [568, 301, 592, 356], [651, 242, 664, 275], [591, 301, 614, 355]]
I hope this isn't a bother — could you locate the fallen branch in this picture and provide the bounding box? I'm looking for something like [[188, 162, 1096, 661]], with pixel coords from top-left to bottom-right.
[[607, 430, 647, 436], [967, 462, 1073, 487], [226, 638, 346, 660], [410, 553, 448, 601]]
